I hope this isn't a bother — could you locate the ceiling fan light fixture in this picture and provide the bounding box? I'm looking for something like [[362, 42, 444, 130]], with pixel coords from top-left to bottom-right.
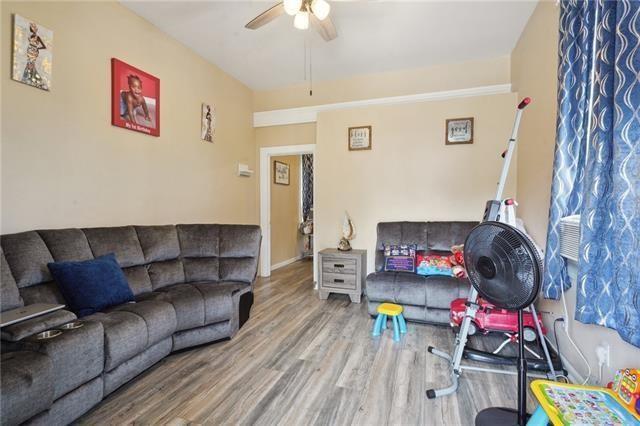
[[283, 0, 302, 16], [293, 10, 309, 30], [311, 0, 330, 21]]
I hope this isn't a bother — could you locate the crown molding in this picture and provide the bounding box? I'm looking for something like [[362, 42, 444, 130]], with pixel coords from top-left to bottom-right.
[[253, 83, 512, 128]]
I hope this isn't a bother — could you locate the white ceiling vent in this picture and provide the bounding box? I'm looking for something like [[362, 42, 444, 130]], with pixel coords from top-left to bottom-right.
[[560, 215, 581, 262]]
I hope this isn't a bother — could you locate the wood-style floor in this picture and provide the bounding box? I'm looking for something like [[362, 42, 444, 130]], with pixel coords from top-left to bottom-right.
[[80, 259, 534, 425]]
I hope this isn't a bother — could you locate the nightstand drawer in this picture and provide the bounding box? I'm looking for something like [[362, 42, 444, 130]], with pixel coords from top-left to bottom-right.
[[322, 258, 357, 274], [322, 273, 356, 289]]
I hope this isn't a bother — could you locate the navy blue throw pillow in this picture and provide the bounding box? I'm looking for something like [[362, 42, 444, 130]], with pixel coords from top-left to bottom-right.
[[48, 253, 134, 317]]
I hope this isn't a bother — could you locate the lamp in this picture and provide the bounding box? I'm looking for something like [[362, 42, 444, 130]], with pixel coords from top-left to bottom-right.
[[294, 10, 309, 30], [311, 0, 330, 21], [283, 0, 302, 16]]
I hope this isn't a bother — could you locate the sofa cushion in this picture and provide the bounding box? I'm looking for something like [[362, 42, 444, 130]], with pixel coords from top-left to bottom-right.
[[0, 351, 54, 425], [1, 309, 77, 342], [177, 224, 219, 257], [135, 225, 180, 262], [19, 281, 66, 306], [183, 257, 219, 282], [1, 247, 23, 311], [103, 337, 172, 396], [38, 229, 94, 262], [219, 225, 261, 257], [27, 376, 103, 426], [426, 221, 477, 251], [139, 284, 205, 331], [83, 226, 145, 267], [113, 300, 177, 346], [83, 309, 147, 371], [122, 265, 153, 295], [366, 272, 428, 306], [377, 222, 428, 251], [191, 282, 245, 324], [366, 272, 469, 309], [423, 275, 470, 309], [7, 320, 104, 400], [219, 257, 258, 284], [148, 259, 185, 290], [48, 254, 135, 317], [1, 231, 54, 287]]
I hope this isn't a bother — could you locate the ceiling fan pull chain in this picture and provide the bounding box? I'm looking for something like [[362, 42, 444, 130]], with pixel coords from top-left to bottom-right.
[[309, 42, 313, 97]]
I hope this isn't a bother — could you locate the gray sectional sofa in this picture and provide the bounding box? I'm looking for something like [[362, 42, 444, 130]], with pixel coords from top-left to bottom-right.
[[366, 221, 477, 324], [0, 224, 260, 426]]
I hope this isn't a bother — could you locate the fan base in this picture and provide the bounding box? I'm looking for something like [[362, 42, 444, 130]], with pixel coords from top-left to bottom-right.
[[475, 407, 528, 426]]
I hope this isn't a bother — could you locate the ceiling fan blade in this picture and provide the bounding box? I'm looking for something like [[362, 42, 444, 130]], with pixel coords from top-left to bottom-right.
[[245, 2, 285, 30], [311, 13, 337, 41]]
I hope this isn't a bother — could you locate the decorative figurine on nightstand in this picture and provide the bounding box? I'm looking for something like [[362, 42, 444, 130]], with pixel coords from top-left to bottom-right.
[[338, 211, 356, 251]]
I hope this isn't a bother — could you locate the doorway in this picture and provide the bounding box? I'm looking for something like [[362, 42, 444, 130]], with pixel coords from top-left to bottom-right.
[[259, 144, 316, 280]]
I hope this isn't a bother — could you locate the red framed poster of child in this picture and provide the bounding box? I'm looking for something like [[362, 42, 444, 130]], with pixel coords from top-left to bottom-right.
[[111, 58, 160, 137]]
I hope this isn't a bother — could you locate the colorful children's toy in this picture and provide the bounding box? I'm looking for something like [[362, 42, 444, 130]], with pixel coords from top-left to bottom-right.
[[528, 379, 640, 425], [449, 297, 546, 341], [610, 368, 640, 415]]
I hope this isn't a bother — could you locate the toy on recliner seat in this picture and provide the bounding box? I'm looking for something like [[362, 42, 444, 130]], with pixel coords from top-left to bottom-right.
[[449, 244, 466, 278]]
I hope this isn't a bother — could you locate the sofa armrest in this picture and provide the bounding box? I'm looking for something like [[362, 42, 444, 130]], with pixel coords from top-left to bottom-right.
[[1, 309, 77, 342]]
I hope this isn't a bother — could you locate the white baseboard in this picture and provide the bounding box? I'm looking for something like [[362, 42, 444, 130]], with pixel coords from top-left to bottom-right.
[[271, 256, 302, 271]]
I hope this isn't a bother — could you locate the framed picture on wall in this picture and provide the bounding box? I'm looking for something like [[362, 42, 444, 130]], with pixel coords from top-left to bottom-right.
[[201, 103, 214, 142], [12, 14, 53, 91], [274, 161, 290, 185], [111, 58, 160, 137], [445, 117, 473, 145], [348, 126, 372, 151]]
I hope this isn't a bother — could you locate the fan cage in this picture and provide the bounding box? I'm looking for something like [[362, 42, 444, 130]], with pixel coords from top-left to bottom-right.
[[464, 221, 542, 310]]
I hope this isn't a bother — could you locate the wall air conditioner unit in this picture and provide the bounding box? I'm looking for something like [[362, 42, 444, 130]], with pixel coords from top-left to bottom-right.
[[559, 215, 580, 262]]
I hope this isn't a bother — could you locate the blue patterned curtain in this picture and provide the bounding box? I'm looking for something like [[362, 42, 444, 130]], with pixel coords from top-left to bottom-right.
[[301, 154, 313, 221], [544, 0, 640, 347], [542, 0, 595, 299], [574, 0, 640, 347]]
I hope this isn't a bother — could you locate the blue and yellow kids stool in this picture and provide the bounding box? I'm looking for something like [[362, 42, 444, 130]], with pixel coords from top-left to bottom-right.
[[372, 303, 407, 342]]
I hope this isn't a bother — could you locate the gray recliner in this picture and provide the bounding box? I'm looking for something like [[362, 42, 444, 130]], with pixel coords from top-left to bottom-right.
[[0, 223, 261, 425], [366, 221, 477, 324]]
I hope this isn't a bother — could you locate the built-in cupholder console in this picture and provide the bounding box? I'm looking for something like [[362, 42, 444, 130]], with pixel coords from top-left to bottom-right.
[[58, 320, 84, 330], [31, 321, 84, 340], [34, 330, 62, 340]]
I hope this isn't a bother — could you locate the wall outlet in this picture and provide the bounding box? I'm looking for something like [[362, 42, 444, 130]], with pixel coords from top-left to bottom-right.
[[596, 342, 610, 367]]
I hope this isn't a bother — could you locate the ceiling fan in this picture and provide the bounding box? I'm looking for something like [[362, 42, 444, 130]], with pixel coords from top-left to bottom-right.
[[245, 0, 337, 41]]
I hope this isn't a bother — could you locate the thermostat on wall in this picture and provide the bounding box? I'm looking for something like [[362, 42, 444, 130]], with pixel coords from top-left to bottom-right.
[[238, 163, 254, 177]]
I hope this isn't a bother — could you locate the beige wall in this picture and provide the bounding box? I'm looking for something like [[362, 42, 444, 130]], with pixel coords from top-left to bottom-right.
[[255, 124, 315, 244], [270, 155, 301, 266], [254, 56, 511, 111], [1, 1, 256, 234], [512, 1, 640, 384], [255, 123, 316, 149], [512, 1, 558, 246], [315, 93, 518, 274]]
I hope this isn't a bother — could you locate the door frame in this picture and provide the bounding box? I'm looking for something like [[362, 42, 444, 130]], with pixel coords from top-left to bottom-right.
[[259, 144, 316, 279]]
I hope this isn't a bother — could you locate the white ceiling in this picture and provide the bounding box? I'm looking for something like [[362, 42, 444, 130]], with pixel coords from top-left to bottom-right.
[[122, 1, 537, 91]]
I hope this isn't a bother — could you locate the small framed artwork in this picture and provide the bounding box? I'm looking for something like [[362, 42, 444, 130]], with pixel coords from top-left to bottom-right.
[[446, 117, 473, 145], [201, 103, 215, 142], [348, 126, 372, 151], [273, 161, 290, 185], [12, 14, 53, 91], [111, 58, 160, 137]]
